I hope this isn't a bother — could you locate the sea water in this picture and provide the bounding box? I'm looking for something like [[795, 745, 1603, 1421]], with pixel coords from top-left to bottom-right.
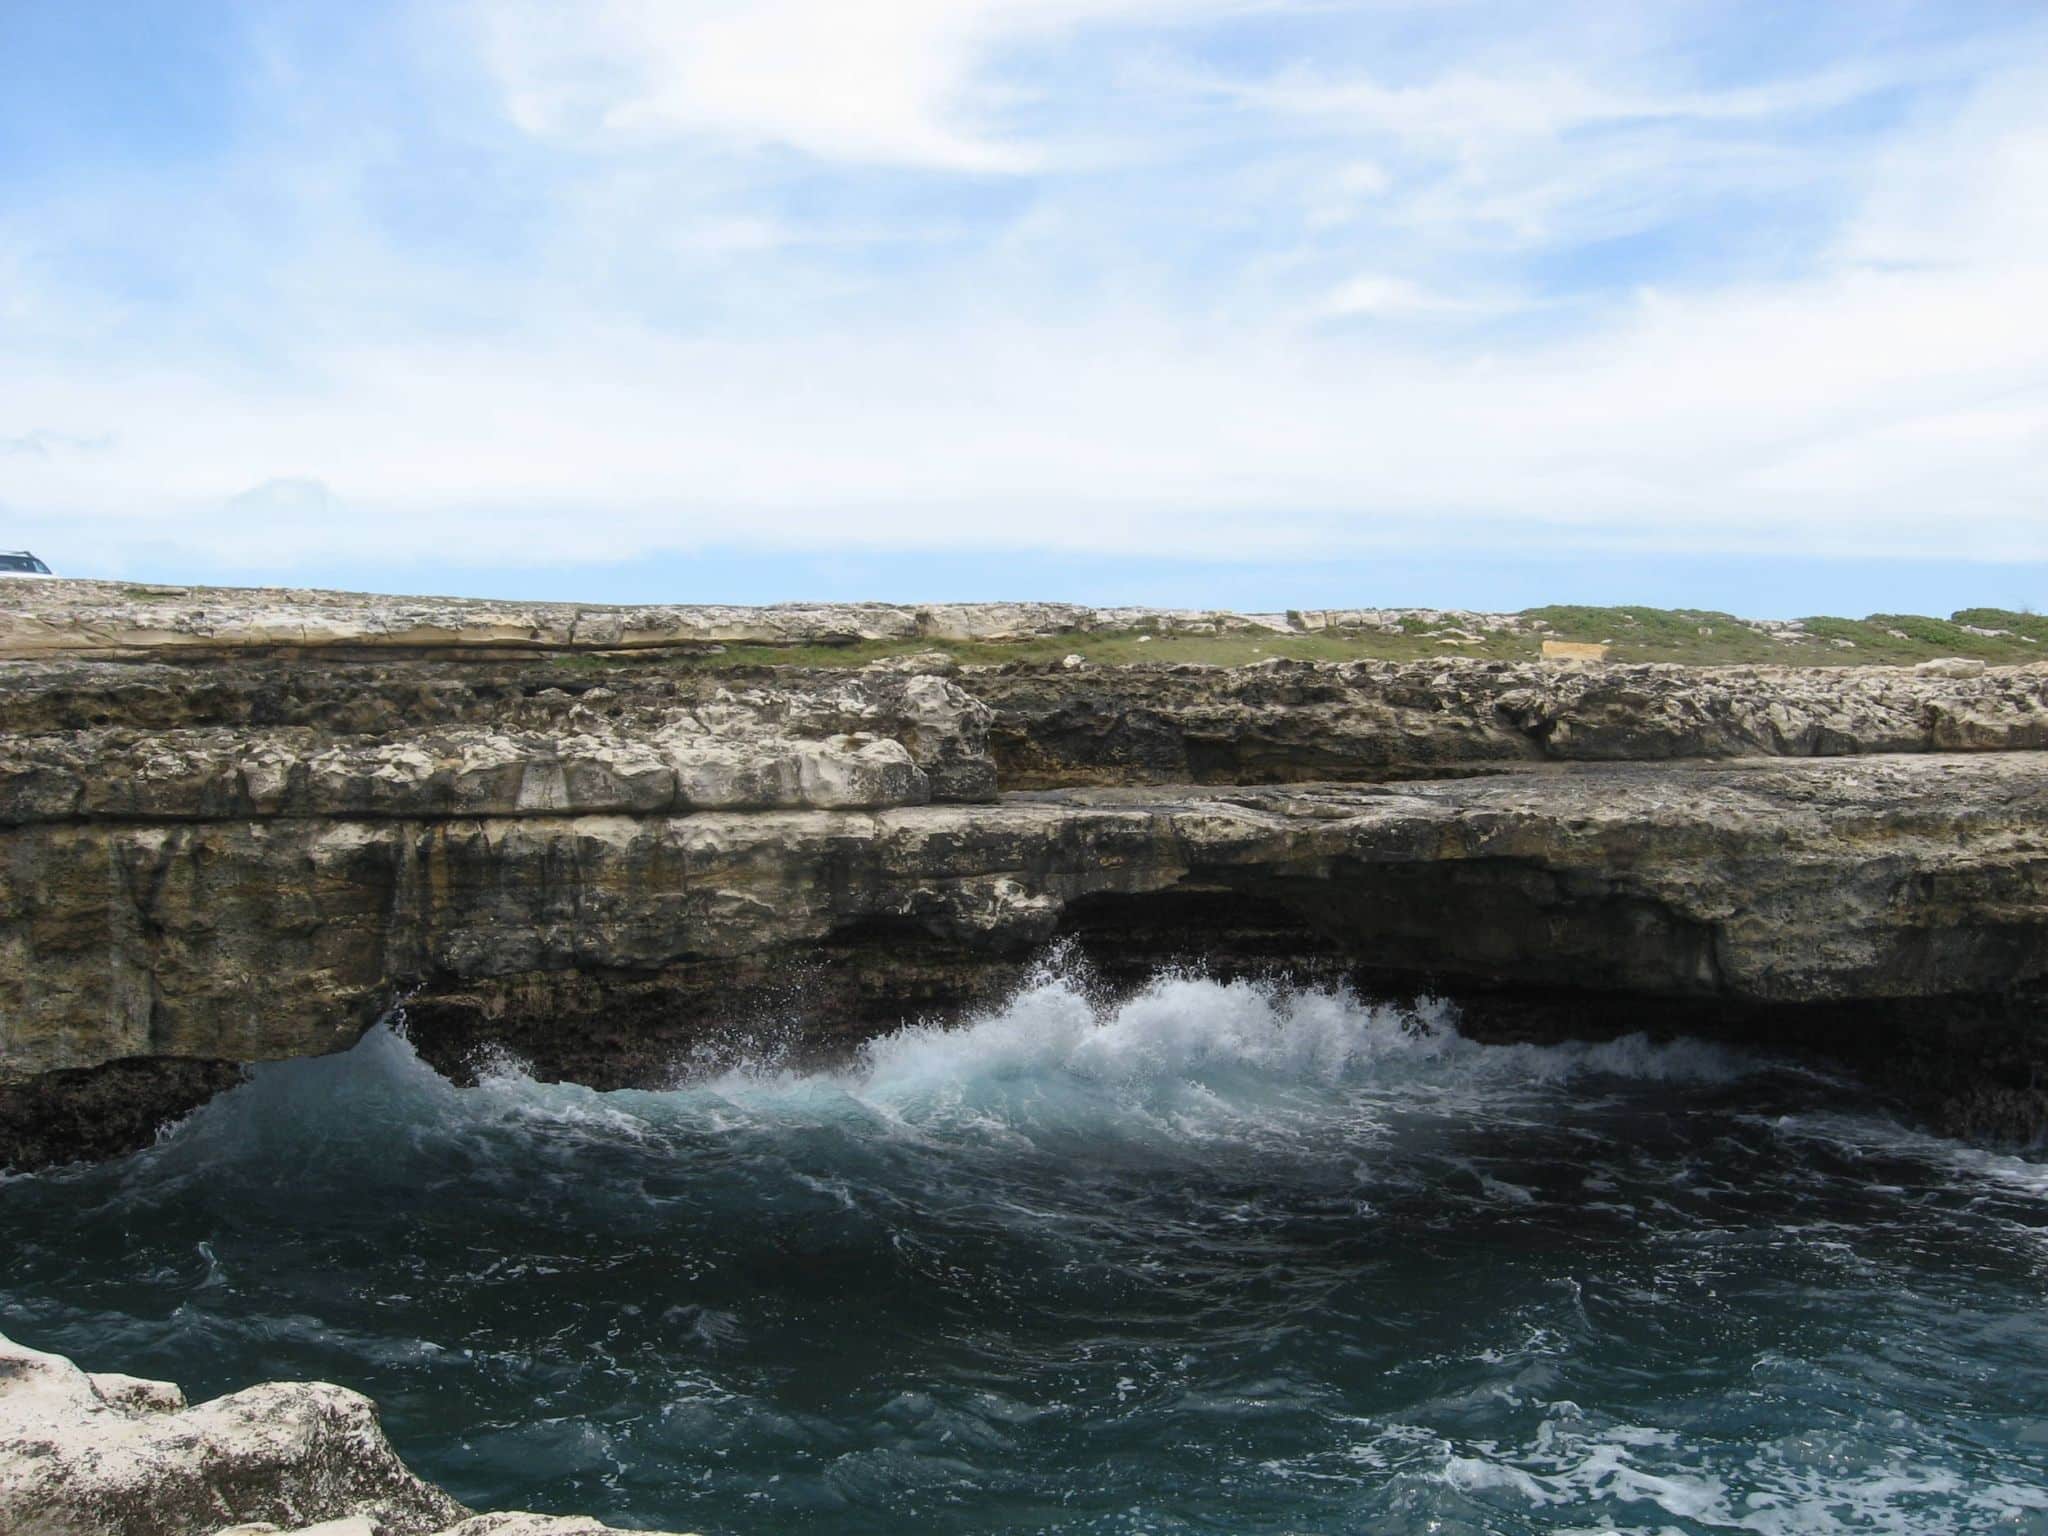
[[4, 969, 2046, 1533]]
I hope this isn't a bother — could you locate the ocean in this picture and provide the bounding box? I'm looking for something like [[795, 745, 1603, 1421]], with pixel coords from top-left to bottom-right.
[[4, 967, 2046, 1533]]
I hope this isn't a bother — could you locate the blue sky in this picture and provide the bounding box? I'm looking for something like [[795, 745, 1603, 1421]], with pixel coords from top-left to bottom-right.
[[1, 0, 2044, 612]]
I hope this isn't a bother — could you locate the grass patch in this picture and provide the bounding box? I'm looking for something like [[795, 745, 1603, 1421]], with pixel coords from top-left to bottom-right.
[[1518, 606, 1798, 665], [1952, 608, 2048, 644]]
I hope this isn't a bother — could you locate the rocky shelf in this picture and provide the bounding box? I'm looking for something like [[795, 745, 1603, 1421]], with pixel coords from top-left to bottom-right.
[[0, 1330, 692, 1536], [0, 581, 1181, 660], [2, 583, 2047, 1168], [4, 579, 2044, 666]]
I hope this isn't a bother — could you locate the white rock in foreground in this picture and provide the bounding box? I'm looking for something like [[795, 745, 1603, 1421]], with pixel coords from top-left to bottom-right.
[[0, 1333, 693, 1536]]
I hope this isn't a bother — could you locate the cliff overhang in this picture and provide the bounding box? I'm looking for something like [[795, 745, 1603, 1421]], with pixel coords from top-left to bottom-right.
[[4, 586, 2048, 1166]]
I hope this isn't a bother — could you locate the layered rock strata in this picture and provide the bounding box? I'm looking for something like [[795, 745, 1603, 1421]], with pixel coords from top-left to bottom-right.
[[3, 750, 2046, 1153], [0, 582, 1308, 660], [0, 1331, 687, 1536], [970, 657, 2048, 783], [2, 590, 2048, 1165], [3, 580, 2027, 663], [0, 665, 998, 821], [5, 652, 2042, 809]]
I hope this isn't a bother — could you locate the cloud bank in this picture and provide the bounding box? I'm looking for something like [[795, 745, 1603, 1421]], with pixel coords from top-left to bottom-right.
[[0, 0, 2042, 585]]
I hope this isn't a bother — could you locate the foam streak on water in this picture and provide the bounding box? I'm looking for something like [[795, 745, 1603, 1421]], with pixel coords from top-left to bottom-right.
[[3, 970, 2047, 1534]]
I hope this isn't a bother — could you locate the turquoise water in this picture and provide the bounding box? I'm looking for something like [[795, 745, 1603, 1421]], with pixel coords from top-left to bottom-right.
[[4, 971, 2047, 1533]]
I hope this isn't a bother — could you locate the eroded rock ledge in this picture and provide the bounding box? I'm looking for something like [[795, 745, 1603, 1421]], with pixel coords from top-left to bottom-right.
[[3, 753, 2046, 1153], [968, 655, 2048, 783], [3, 652, 2043, 822], [0, 1331, 689, 1536], [0, 583, 1307, 660], [3, 586, 2048, 1165]]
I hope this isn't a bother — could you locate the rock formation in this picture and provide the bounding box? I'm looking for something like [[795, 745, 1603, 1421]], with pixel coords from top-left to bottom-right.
[[1, 580, 2031, 664], [969, 656, 2048, 783], [0, 583, 1302, 661], [1, 583, 2047, 1165], [0, 1331, 689, 1536]]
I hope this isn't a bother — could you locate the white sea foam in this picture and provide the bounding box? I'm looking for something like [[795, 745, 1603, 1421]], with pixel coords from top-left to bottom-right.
[[146, 965, 1771, 1167], [600, 967, 1767, 1164], [763, 969, 1749, 1110], [1398, 1406, 2048, 1535], [856, 972, 1454, 1091]]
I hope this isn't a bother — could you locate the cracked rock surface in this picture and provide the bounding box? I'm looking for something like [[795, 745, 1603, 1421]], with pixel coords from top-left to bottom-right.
[[2, 753, 2044, 1100], [0, 1332, 692, 1536], [968, 656, 2048, 784]]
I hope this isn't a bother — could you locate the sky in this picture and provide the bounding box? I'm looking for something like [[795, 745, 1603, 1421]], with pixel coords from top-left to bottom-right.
[[1, 0, 2044, 613]]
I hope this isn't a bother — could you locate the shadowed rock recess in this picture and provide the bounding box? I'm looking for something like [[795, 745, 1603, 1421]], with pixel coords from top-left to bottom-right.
[[3, 582, 2048, 1167]]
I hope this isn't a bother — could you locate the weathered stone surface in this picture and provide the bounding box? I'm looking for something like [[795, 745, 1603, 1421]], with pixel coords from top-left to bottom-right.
[[5, 586, 2048, 1163], [0, 1333, 689, 1536], [6, 581, 1960, 663], [3, 654, 2041, 826], [0, 583, 1306, 661], [0, 1330, 461, 1536], [0, 669, 997, 824], [966, 657, 2048, 785], [3, 755, 2044, 1113]]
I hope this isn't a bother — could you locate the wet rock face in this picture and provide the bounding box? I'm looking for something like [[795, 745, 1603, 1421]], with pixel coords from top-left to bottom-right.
[[0, 1059, 245, 1174], [0, 1332, 690, 1536], [4, 755, 2047, 1141]]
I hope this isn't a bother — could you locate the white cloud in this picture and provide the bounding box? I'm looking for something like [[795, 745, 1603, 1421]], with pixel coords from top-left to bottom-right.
[[7, 218, 2042, 567], [0, 431, 112, 459], [3, 4, 2044, 578], [1304, 161, 1391, 231], [485, 0, 1031, 171], [1236, 62, 1885, 148], [478, 0, 1242, 171], [1840, 71, 2048, 270], [1320, 272, 1480, 317], [1203, 50, 1906, 255]]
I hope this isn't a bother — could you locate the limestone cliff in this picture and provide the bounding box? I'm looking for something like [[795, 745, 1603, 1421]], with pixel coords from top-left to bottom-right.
[[970, 655, 2048, 783], [2, 584, 2047, 1166]]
